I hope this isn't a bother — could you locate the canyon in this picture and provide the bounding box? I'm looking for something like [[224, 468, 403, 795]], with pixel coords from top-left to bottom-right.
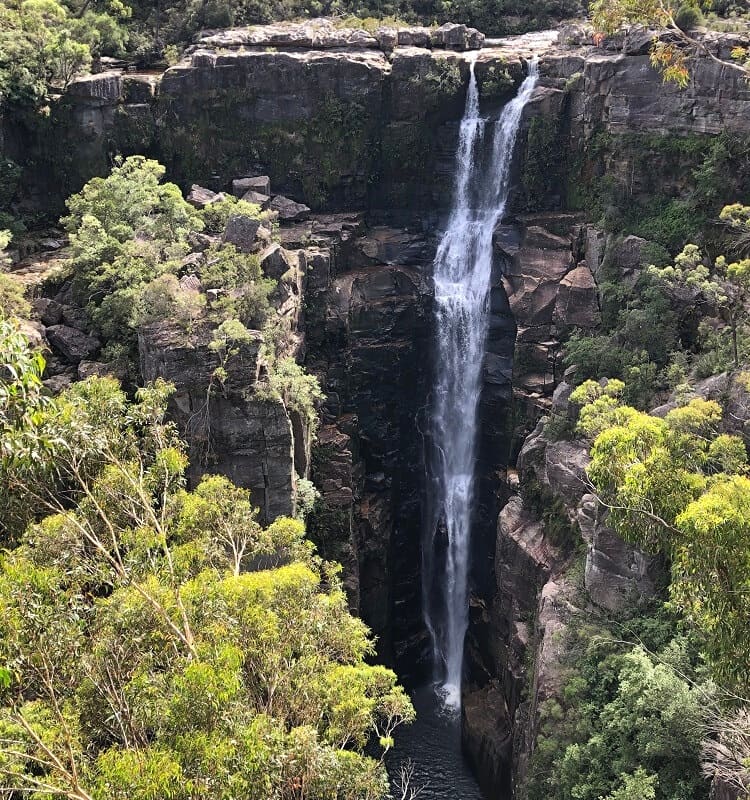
[[4, 17, 750, 799]]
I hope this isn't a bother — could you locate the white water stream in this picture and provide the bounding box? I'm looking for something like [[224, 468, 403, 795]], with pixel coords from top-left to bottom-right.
[[423, 58, 539, 710]]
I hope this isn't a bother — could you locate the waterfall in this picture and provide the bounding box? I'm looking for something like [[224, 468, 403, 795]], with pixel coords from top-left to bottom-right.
[[423, 58, 539, 710]]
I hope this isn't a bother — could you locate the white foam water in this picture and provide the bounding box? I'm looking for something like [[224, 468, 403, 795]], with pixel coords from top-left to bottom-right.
[[423, 58, 539, 711]]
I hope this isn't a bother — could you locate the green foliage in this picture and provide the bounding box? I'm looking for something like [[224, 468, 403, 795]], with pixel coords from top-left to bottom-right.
[[1, 318, 181, 542], [520, 473, 580, 552], [63, 156, 202, 348], [0, 370, 413, 800], [650, 242, 750, 367], [0, 0, 131, 104], [0, 240, 31, 318], [200, 196, 262, 235], [577, 385, 750, 692], [478, 63, 515, 100], [267, 356, 325, 436], [526, 606, 710, 800], [520, 115, 565, 211], [415, 59, 463, 110], [674, 3, 704, 30], [567, 132, 750, 254]]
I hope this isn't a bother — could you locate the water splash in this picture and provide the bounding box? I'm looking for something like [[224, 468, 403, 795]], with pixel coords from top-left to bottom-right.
[[423, 58, 539, 710]]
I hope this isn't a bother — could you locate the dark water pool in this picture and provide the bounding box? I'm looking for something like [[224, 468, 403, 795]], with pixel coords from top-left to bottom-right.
[[386, 685, 485, 800]]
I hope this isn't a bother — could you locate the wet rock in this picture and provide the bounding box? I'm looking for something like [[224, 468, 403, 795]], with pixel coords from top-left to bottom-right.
[[46, 325, 100, 363], [462, 680, 513, 797]]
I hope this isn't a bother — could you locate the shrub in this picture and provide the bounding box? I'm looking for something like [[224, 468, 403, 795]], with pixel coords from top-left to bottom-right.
[[674, 3, 704, 30], [201, 197, 262, 234]]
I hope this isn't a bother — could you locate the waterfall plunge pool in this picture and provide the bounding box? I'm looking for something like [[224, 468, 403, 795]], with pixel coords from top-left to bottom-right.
[[386, 686, 486, 800]]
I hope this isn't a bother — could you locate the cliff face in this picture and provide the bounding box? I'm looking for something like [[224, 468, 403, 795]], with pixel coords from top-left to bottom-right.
[[8, 20, 750, 799]]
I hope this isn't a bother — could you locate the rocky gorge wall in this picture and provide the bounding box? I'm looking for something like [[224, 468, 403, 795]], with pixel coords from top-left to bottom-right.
[[6, 19, 750, 799]]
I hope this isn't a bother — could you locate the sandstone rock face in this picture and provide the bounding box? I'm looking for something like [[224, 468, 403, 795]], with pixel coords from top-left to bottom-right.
[[462, 680, 513, 797], [578, 493, 664, 611], [138, 320, 296, 522], [300, 216, 433, 670], [496, 215, 600, 414]]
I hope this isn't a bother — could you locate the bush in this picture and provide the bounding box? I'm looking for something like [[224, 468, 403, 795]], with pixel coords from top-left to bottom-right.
[[674, 3, 704, 30], [201, 197, 262, 234]]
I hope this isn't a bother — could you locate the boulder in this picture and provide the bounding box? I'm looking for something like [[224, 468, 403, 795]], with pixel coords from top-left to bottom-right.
[[66, 71, 123, 106], [552, 262, 600, 330], [43, 373, 74, 393], [46, 325, 100, 363], [259, 243, 295, 281], [241, 189, 271, 208], [78, 360, 125, 381], [430, 23, 484, 51], [396, 27, 432, 48], [61, 304, 91, 332], [232, 175, 271, 197], [179, 274, 202, 292], [33, 297, 63, 326], [269, 195, 310, 222], [222, 214, 262, 252], [186, 184, 218, 208]]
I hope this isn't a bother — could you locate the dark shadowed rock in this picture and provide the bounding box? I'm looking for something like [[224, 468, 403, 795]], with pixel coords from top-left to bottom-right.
[[46, 325, 100, 363], [270, 195, 311, 222], [259, 243, 295, 280], [462, 681, 512, 797], [78, 360, 126, 381], [138, 320, 295, 523], [61, 305, 91, 332], [43, 373, 74, 393], [32, 297, 63, 326]]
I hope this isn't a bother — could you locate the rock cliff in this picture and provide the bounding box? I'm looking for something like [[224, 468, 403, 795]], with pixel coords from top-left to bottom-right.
[[6, 19, 750, 800]]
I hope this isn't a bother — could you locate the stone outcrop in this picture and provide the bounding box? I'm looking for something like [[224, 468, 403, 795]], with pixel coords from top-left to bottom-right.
[[137, 320, 297, 523], [494, 215, 599, 416]]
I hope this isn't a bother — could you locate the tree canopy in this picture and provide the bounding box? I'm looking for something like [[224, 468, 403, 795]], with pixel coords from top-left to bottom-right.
[[0, 321, 414, 800], [572, 379, 750, 692]]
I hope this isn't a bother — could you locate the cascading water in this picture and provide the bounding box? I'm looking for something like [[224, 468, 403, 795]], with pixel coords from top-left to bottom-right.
[[423, 58, 539, 710]]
